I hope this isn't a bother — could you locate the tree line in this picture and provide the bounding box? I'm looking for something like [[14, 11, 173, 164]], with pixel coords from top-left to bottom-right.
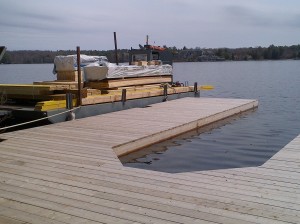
[[1, 45, 300, 64], [0, 49, 130, 64]]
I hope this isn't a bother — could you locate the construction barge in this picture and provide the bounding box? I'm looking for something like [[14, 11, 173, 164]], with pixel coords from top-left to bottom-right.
[[0, 45, 197, 126]]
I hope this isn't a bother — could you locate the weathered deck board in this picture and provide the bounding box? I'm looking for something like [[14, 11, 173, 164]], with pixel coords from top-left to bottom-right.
[[0, 97, 299, 223]]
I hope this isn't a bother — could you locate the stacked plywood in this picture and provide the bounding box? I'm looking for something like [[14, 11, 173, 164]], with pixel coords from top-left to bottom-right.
[[82, 86, 193, 105], [56, 70, 83, 82], [0, 82, 83, 100], [0, 84, 55, 96], [35, 99, 77, 111], [33, 81, 83, 90], [86, 75, 172, 89]]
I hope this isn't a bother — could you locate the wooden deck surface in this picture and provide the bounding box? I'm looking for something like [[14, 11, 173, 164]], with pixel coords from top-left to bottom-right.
[[0, 97, 299, 224]]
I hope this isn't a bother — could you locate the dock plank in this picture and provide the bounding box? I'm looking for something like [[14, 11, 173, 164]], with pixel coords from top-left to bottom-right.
[[1, 97, 299, 223], [0, 171, 298, 224]]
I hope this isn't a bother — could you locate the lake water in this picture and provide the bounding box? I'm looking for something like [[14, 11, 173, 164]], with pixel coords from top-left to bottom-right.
[[0, 64, 54, 84], [121, 60, 300, 172], [1, 61, 300, 173]]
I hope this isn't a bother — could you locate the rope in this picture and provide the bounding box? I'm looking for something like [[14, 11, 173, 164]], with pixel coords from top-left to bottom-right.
[[0, 106, 80, 131]]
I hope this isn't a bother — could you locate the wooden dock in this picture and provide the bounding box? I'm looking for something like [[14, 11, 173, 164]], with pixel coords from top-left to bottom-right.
[[0, 97, 299, 224]]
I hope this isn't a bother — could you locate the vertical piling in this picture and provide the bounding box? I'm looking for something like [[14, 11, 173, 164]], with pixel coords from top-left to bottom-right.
[[66, 93, 75, 121], [194, 82, 200, 97], [163, 84, 168, 102], [66, 93, 73, 110], [121, 89, 127, 104], [76, 46, 82, 106], [114, 32, 119, 65]]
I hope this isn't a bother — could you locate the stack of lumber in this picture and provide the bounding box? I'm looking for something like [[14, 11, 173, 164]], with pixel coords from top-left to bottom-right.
[[33, 81, 83, 90], [56, 70, 83, 82], [131, 60, 161, 66], [0, 84, 55, 95], [0, 83, 84, 95], [35, 99, 77, 111], [82, 86, 193, 106], [0, 82, 83, 100], [2, 68, 194, 112], [60, 88, 101, 98], [86, 75, 172, 89], [101, 84, 162, 94], [34, 86, 193, 111]]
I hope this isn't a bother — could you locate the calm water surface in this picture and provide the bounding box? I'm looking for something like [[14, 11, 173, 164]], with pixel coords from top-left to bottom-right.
[[0, 64, 54, 84], [1, 61, 299, 172], [122, 60, 300, 172]]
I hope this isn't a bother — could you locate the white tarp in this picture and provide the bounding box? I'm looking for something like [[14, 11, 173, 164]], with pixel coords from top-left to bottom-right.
[[84, 63, 172, 81], [53, 55, 108, 72], [53, 54, 172, 81]]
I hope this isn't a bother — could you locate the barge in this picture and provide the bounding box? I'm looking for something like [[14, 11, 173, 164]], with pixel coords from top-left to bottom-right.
[[0, 44, 199, 127]]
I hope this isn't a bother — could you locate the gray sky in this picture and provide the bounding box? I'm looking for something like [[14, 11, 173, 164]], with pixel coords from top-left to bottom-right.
[[1, 0, 299, 50]]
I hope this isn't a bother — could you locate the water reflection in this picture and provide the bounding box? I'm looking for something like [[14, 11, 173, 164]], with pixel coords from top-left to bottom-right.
[[120, 109, 260, 173], [122, 60, 300, 173]]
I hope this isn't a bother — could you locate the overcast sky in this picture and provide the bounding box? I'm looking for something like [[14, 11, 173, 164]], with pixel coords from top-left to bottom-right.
[[1, 0, 300, 50]]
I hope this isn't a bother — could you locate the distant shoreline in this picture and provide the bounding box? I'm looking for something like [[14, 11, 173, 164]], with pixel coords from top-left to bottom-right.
[[1, 44, 300, 64]]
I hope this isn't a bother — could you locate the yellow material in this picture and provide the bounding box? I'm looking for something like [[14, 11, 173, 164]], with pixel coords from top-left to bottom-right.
[[137, 61, 148, 66], [82, 86, 193, 105], [87, 75, 172, 89], [0, 84, 53, 87], [35, 99, 77, 111], [33, 81, 83, 90], [56, 70, 83, 81], [0, 84, 55, 95], [34, 86, 193, 111], [200, 85, 214, 90]]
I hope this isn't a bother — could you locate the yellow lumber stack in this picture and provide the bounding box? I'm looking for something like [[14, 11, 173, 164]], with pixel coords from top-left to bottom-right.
[[86, 75, 172, 89], [34, 86, 193, 111], [0, 84, 55, 96], [82, 88, 101, 97], [56, 70, 83, 82], [35, 99, 77, 111], [137, 61, 148, 66], [82, 86, 193, 106], [33, 81, 83, 90]]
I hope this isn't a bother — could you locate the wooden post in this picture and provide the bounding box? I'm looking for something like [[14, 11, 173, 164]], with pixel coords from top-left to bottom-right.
[[163, 84, 168, 102], [114, 32, 119, 65], [76, 46, 82, 106], [121, 89, 127, 103], [194, 82, 200, 97], [66, 93, 73, 109]]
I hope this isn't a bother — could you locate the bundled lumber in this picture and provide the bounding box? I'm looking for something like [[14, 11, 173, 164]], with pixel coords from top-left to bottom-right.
[[82, 86, 193, 105], [56, 70, 83, 82], [34, 86, 193, 110], [3, 94, 67, 100], [0, 84, 55, 96], [57, 88, 101, 98], [82, 88, 101, 97], [35, 99, 77, 111], [33, 81, 83, 90], [101, 84, 162, 94], [137, 61, 148, 66], [86, 75, 172, 89]]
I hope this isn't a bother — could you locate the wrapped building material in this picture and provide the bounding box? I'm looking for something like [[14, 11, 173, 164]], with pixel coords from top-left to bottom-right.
[[84, 63, 172, 81], [53, 55, 108, 72]]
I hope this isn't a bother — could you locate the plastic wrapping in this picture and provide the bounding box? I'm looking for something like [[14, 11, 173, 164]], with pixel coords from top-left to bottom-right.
[[84, 63, 172, 81], [53, 55, 108, 72], [53, 54, 172, 81]]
